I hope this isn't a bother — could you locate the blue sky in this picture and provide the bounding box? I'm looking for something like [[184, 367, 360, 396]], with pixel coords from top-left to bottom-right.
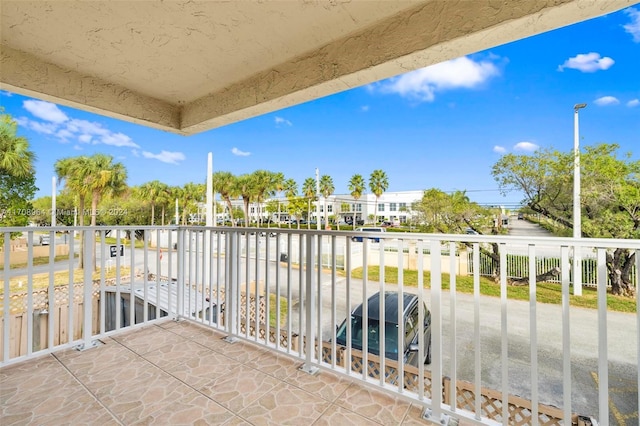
[[2, 7, 639, 209]]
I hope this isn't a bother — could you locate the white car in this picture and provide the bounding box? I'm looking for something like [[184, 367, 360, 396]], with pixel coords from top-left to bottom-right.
[[351, 227, 386, 242]]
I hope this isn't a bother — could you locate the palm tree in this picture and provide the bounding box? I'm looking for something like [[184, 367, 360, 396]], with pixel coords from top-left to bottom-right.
[[1, 113, 36, 178], [179, 182, 203, 225], [369, 169, 388, 224], [236, 174, 258, 227], [139, 180, 164, 225], [213, 171, 238, 225], [319, 175, 334, 226], [272, 172, 286, 227], [302, 177, 315, 229], [348, 174, 366, 229], [154, 182, 172, 225], [283, 178, 298, 227], [252, 170, 278, 226], [55, 155, 92, 268], [85, 154, 127, 228]]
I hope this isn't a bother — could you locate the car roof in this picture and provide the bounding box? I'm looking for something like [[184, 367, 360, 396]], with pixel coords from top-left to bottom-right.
[[350, 291, 417, 323]]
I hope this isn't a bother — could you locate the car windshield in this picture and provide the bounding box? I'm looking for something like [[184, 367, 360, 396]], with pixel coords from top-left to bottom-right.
[[336, 315, 400, 359]]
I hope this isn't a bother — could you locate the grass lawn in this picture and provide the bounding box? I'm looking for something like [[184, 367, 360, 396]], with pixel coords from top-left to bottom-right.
[[1, 266, 134, 295], [350, 266, 636, 314]]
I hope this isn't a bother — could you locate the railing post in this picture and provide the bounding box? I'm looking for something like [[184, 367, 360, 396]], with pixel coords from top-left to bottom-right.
[[224, 231, 239, 342], [77, 229, 98, 351], [176, 227, 185, 320], [300, 233, 319, 375]]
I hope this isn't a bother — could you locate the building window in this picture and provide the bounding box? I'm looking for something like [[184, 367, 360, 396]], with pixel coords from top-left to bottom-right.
[[327, 205, 333, 213], [320, 205, 324, 212], [399, 216, 407, 223], [399, 202, 407, 210], [389, 202, 397, 211], [378, 203, 385, 212], [355, 203, 362, 212]]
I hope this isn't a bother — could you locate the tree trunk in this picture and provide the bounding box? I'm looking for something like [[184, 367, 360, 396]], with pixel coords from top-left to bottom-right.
[[509, 267, 561, 286], [606, 248, 636, 296]]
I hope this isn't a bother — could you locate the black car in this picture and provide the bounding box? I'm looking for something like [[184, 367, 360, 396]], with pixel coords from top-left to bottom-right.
[[335, 291, 431, 366]]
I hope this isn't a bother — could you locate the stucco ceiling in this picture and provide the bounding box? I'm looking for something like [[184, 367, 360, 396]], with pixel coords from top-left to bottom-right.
[[0, 0, 633, 135]]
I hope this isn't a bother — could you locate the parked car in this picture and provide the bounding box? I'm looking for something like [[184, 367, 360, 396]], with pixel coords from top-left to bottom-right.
[[465, 228, 479, 235], [351, 227, 386, 242], [517, 213, 524, 220], [335, 291, 431, 366], [39, 235, 50, 245]]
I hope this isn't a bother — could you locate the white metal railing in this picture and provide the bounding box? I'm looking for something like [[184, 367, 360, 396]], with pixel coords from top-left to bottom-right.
[[1, 226, 638, 425]]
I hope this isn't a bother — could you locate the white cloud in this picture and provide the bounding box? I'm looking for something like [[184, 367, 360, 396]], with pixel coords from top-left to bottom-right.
[[275, 116, 292, 126], [626, 99, 639, 107], [141, 150, 185, 164], [493, 145, 506, 154], [360, 105, 370, 112], [78, 134, 92, 143], [231, 147, 251, 156], [56, 129, 74, 142], [514, 142, 539, 152], [0, 90, 13, 97], [624, 7, 640, 42], [65, 119, 110, 136], [375, 56, 501, 102], [28, 120, 57, 135], [557, 52, 614, 72], [23, 100, 69, 123], [594, 96, 620, 106], [100, 132, 139, 148]]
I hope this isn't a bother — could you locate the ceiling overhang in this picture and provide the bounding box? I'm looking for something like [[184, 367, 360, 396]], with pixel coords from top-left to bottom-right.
[[0, 1, 632, 135]]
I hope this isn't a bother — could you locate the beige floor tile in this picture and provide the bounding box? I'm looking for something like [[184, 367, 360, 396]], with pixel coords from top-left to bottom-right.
[[222, 415, 254, 425], [244, 349, 301, 380], [284, 367, 352, 402], [163, 349, 243, 390], [144, 390, 235, 425], [314, 404, 384, 426], [335, 383, 412, 425], [102, 376, 196, 424], [199, 364, 280, 412], [111, 324, 187, 355], [209, 339, 268, 364], [54, 338, 140, 378], [237, 381, 331, 425]]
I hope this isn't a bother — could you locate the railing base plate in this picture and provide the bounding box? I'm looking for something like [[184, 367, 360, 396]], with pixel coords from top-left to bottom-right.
[[422, 409, 456, 425], [75, 340, 103, 352], [223, 335, 239, 344], [299, 364, 320, 375]]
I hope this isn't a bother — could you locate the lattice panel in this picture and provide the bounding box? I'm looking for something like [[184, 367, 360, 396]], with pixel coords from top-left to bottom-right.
[[452, 382, 564, 426]]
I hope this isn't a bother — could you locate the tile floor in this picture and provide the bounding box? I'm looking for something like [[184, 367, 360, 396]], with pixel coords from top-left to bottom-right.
[[1, 320, 436, 425]]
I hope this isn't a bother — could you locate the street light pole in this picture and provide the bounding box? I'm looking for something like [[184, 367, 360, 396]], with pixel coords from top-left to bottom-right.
[[573, 103, 587, 296]]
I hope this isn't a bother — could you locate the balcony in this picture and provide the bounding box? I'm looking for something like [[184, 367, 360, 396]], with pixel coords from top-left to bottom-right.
[[2, 226, 638, 425]]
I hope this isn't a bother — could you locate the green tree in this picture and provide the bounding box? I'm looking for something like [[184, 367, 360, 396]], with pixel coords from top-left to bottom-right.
[[492, 143, 639, 296], [213, 171, 238, 226], [236, 174, 258, 227], [0, 112, 37, 237], [283, 178, 298, 227], [348, 174, 366, 229], [319, 175, 334, 226], [369, 169, 388, 224], [139, 180, 165, 225], [287, 197, 307, 229], [302, 177, 316, 229], [179, 182, 203, 225], [252, 170, 279, 226]]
